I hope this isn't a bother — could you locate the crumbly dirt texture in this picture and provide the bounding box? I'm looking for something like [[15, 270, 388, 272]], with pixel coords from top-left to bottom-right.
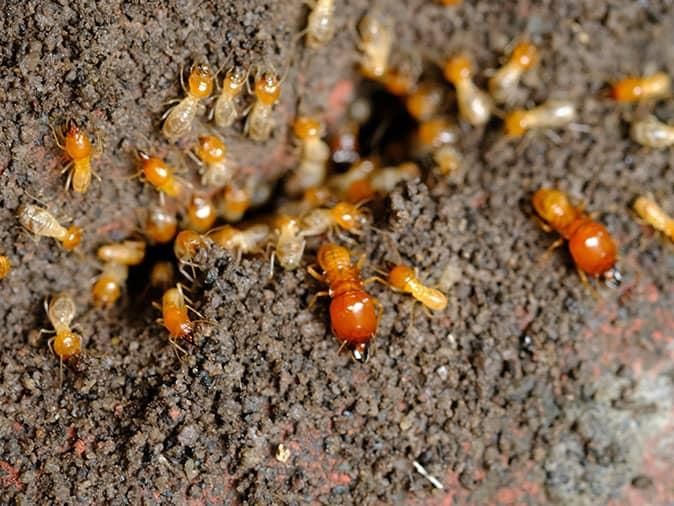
[[1, 1, 674, 505]]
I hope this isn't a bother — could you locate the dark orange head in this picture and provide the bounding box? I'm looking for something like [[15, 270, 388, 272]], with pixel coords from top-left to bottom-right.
[[255, 72, 281, 105], [568, 221, 617, 277], [187, 195, 216, 233], [503, 110, 528, 137], [92, 275, 122, 307], [388, 264, 415, 291], [417, 116, 458, 148], [511, 41, 538, 70], [53, 331, 82, 360], [62, 225, 82, 251], [146, 207, 177, 244], [221, 184, 251, 222], [443, 55, 472, 84], [138, 151, 172, 187], [330, 290, 377, 357], [196, 135, 227, 165], [611, 77, 642, 102], [64, 120, 93, 160], [293, 116, 321, 140], [406, 83, 444, 121], [331, 202, 368, 231], [188, 63, 214, 99], [174, 230, 205, 260], [532, 188, 577, 232]]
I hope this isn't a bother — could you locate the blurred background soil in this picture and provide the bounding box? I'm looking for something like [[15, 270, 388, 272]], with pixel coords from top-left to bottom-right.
[[1, 0, 673, 504]]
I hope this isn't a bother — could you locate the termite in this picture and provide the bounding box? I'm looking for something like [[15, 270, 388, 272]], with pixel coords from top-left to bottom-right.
[[137, 151, 188, 202], [633, 195, 674, 241], [301, 202, 370, 238], [209, 224, 270, 262], [358, 13, 394, 80], [162, 62, 214, 141], [415, 116, 461, 174], [18, 204, 82, 251], [145, 206, 178, 244], [304, 0, 336, 48], [327, 158, 377, 197], [630, 115, 674, 148], [193, 134, 235, 187], [443, 54, 493, 126], [156, 284, 201, 353], [174, 229, 212, 280], [212, 66, 248, 128], [489, 41, 538, 103], [97, 240, 146, 266], [272, 215, 306, 271], [245, 71, 282, 142], [611, 72, 671, 103], [285, 116, 330, 195], [43, 293, 82, 380], [504, 100, 577, 137], [385, 265, 448, 311], [533, 188, 620, 286], [0, 255, 10, 280], [308, 243, 380, 362], [405, 82, 446, 121], [92, 262, 129, 307], [53, 119, 98, 193], [186, 194, 217, 233]]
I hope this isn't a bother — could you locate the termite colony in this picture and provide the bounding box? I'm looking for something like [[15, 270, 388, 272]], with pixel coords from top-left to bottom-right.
[[8, 3, 673, 383]]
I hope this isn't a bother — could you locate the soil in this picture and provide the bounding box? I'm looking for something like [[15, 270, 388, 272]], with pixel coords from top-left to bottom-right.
[[1, 1, 673, 505]]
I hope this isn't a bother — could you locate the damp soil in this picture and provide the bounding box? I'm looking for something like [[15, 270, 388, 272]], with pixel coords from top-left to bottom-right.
[[1, 1, 674, 505]]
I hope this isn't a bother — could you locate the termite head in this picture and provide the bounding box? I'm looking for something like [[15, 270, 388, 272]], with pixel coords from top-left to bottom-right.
[[332, 202, 369, 232], [138, 151, 172, 187], [64, 120, 92, 160], [223, 66, 247, 94], [503, 110, 528, 137], [62, 225, 83, 251], [443, 54, 472, 83], [53, 331, 82, 361], [195, 135, 227, 165], [511, 41, 538, 70], [532, 188, 575, 230], [293, 116, 322, 140], [255, 72, 281, 105], [188, 63, 214, 99]]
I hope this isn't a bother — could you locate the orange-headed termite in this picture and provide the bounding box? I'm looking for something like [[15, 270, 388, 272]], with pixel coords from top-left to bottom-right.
[[97, 240, 146, 266], [209, 224, 270, 262], [212, 66, 247, 128], [489, 41, 538, 103], [443, 54, 493, 126], [186, 194, 217, 233], [308, 243, 380, 362], [611, 72, 671, 103], [53, 120, 98, 193], [272, 215, 306, 271], [137, 151, 188, 201], [18, 204, 82, 251], [301, 201, 370, 237], [145, 206, 178, 244], [285, 116, 330, 195], [0, 255, 10, 280], [358, 13, 393, 80], [193, 134, 235, 187], [245, 71, 282, 142], [162, 63, 214, 141], [504, 100, 577, 137], [387, 264, 447, 310]]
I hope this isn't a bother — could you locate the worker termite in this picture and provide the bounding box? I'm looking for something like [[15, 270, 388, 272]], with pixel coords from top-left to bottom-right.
[[385, 265, 448, 311], [212, 66, 248, 128], [156, 284, 202, 354], [504, 100, 577, 137], [145, 206, 178, 244], [193, 134, 235, 187], [137, 151, 189, 202], [18, 204, 82, 251], [162, 62, 214, 141], [611, 71, 671, 103], [42, 293, 82, 381], [285, 116, 330, 195], [97, 240, 146, 266], [186, 194, 217, 233], [304, 0, 336, 48], [415, 116, 461, 174], [53, 119, 99, 193], [209, 224, 270, 262], [0, 255, 10, 280], [488, 40, 538, 103], [308, 243, 380, 362], [358, 13, 394, 80], [633, 195, 674, 241], [174, 229, 212, 280], [271, 215, 306, 272], [533, 188, 621, 286], [245, 70, 282, 142], [630, 115, 674, 148], [443, 54, 493, 126], [301, 201, 370, 238], [405, 82, 446, 121]]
